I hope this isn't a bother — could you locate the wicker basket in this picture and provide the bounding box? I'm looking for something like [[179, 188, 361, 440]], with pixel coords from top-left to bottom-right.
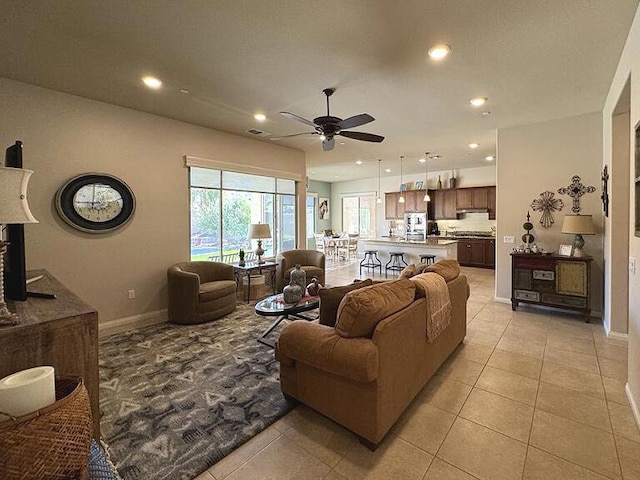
[[0, 375, 93, 479]]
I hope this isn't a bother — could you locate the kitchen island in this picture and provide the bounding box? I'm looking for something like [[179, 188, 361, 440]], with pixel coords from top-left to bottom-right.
[[362, 237, 458, 265]]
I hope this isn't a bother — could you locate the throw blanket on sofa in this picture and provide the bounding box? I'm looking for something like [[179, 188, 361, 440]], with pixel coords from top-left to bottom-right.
[[410, 272, 452, 342]]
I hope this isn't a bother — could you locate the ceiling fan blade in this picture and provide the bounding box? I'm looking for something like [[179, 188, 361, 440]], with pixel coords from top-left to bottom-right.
[[339, 131, 385, 143], [336, 113, 374, 130], [280, 111, 317, 128], [322, 137, 335, 151], [270, 132, 316, 140]]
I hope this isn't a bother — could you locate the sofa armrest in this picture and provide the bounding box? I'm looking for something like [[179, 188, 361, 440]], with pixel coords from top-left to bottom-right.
[[276, 321, 378, 382]]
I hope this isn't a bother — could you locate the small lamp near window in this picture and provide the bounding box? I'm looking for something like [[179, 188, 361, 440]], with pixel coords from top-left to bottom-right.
[[0, 167, 38, 325], [561, 214, 595, 257], [248, 223, 271, 264]]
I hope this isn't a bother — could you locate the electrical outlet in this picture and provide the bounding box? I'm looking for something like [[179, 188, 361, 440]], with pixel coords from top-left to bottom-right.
[[128, 289, 136, 299], [503, 236, 515, 244], [630, 257, 636, 275]]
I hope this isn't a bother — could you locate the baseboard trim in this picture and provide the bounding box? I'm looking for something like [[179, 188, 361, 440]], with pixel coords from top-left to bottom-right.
[[606, 330, 629, 342], [99, 309, 168, 338], [494, 296, 511, 304], [625, 382, 640, 432]]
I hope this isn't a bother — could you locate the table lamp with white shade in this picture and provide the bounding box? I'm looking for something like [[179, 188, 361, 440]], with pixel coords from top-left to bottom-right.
[[0, 167, 38, 325], [561, 214, 595, 257], [248, 223, 271, 264]]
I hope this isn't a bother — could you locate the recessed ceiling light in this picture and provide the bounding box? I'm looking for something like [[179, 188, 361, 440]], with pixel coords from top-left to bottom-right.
[[470, 96, 487, 107], [485, 155, 495, 161], [355, 160, 363, 165], [142, 76, 162, 89], [481, 110, 491, 116], [384, 168, 391, 173], [339, 141, 345, 145], [179, 88, 190, 94], [428, 44, 450, 60], [418, 158, 426, 163], [469, 143, 479, 149], [254, 113, 266, 122]]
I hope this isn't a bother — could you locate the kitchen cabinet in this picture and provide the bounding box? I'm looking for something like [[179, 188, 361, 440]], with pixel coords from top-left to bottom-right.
[[433, 189, 457, 220], [487, 186, 496, 220], [403, 190, 424, 213], [485, 238, 495, 267], [511, 253, 592, 322], [385, 192, 405, 219], [385, 190, 429, 218], [456, 238, 495, 268], [456, 187, 488, 209]]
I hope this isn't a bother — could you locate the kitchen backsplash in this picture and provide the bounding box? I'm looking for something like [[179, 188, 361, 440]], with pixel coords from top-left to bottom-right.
[[435, 213, 496, 234]]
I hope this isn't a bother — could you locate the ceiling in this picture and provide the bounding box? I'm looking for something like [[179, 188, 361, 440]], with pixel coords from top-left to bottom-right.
[[1, 1, 638, 183]]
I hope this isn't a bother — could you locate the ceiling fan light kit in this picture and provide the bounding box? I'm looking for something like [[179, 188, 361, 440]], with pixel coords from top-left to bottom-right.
[[275, 88, 384, 151]]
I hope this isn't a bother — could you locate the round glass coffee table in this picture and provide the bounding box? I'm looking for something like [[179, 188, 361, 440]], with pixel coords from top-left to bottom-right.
[[255, 294, 319, 348]]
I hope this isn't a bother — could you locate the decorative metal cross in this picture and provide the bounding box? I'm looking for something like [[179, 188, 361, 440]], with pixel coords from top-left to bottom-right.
[[557, 175, 595, 213], [531, 191, 564, 228]]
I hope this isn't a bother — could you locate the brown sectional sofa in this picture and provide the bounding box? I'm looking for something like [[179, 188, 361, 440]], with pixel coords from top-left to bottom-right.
[[275, 265, 469, 449]]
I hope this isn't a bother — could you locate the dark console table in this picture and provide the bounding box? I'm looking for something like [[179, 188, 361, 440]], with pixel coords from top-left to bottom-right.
[[511, 253, 592, 322], [0, 270, 100, 438]]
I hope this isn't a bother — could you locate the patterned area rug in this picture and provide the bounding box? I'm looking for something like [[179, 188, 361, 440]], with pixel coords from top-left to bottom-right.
[[99, 303, 296, 480]]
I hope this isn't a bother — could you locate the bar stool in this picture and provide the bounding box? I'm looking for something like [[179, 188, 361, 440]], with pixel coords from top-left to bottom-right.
[[360, 250, 382, 276], [419, 254, 436, 265], [385, 252, 408, 278]]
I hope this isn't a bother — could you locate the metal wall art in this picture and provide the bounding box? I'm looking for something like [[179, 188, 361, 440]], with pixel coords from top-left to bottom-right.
[[557, 175, 595, 213], [601, 165, 609, 217], [530, 191, 564, 228]]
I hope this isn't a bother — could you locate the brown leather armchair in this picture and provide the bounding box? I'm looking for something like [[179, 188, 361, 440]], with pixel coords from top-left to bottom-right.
[[276, 250, 326, 292], [167, 261, 237, 324]]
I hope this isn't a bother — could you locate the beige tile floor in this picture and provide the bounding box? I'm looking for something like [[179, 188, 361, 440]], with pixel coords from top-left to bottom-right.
[[195, 259, 639, 480]]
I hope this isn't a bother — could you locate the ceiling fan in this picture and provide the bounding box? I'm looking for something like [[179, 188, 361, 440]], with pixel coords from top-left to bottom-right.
[[272, 88, 384, 151]]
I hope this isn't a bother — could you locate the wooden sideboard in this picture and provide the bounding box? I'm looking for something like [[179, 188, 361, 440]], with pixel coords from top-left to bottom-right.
[[511, 253, 592, 322], [0, 270, 99, 437]]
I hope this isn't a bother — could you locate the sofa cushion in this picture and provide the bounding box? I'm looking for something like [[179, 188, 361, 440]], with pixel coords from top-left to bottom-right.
[[199, 280, 236, 302], [318, 278, 373, 327], [335, 278, 416, 338], [424, 259, 461, 282]]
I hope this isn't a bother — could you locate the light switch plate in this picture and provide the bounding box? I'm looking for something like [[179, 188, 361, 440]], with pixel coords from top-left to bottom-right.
[[504, 236, 515, 244], [630, 257, 636, 275]]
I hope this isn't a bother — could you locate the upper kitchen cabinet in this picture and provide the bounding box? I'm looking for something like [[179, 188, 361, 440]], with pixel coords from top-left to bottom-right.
[[385, 192, 406, 219], [404, 190, 429, 213], [456, 187, 488, 209], [433, 189, 457, 219], [487, 186, 496, 220]]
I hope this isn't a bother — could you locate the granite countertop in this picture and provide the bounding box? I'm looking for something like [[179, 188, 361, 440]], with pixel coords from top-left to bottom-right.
[[368, 238, 458, 246]]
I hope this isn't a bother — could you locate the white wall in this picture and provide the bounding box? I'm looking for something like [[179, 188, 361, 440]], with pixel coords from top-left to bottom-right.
[[330, 165, 496, 236], [603, 4, 640, 427], [495, 113, 604, 315], [0, 78, 306, 323]]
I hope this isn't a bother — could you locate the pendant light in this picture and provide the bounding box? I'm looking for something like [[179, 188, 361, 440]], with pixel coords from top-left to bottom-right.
[[376, 159, 382, 204], [398, 155, 405, 203], [423, 152, 431, 202]]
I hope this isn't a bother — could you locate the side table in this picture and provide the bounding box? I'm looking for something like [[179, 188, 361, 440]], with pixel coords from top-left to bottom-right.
[[233, 261, 277, 302]]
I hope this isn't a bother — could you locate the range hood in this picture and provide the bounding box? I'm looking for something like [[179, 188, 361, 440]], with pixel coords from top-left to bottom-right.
[[456, 207, 489, 214]]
